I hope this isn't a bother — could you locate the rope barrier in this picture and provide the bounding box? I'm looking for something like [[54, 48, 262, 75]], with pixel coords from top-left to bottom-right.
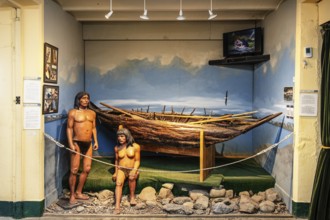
[[44, 132, 293, 174]]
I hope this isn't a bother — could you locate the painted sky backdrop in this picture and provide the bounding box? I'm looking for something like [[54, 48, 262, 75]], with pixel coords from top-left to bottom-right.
[[86, 40, 253, 115]]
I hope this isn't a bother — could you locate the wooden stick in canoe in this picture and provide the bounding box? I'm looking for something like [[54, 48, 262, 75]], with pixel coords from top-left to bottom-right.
[[188, 111, 258, 125], [100, 102, 145, 120], [188, 116, 253, 124]]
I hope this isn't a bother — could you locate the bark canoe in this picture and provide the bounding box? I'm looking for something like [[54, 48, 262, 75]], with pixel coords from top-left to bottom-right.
[[91, 102, 282, 152]]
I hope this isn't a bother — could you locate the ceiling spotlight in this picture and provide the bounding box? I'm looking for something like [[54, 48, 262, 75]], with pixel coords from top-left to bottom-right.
[[105, 0, 113, 19], [208, 0, 217, 20], [140, 0, 149, 20], [176, 0, 185, 20], [105, 11, 113, 19], [208, 10, 217, 20]]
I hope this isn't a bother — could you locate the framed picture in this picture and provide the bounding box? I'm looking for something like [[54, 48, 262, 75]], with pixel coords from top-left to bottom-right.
[[44, 43, 58, 83], [42, 85, 59, 114], [284, 87, 293, 101]]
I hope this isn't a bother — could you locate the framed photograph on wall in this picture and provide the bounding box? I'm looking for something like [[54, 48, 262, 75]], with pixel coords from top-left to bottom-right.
[[42, 85, 59, 114], [44, 43, 58, 83]]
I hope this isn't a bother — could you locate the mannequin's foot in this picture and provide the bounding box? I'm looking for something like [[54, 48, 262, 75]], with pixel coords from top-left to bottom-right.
[[114, 208, 120, 214], [130, 197, 137, 206], [75, 193, 89, 200]]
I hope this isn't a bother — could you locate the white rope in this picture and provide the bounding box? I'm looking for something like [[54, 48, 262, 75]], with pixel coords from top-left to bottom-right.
[[44, 132, 293, 174]]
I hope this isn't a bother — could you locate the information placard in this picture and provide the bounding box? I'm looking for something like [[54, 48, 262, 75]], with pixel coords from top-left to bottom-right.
[[24, 105, 41, 129], [24, 79, 41, 104], [300, 92, 318, 117]]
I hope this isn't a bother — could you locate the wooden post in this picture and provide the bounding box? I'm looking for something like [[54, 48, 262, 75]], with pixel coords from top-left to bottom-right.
[[200, 129, 215, 182]]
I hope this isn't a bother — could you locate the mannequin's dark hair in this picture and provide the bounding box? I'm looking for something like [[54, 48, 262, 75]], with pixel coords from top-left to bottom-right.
[[74, 91, 90, 109]]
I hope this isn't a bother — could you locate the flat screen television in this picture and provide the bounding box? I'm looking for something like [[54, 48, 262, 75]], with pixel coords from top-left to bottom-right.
[[223, 27, 263, 58]]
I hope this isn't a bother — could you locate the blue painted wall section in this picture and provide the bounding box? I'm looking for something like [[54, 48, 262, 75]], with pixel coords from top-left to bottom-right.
[[253, 0, 296, 210], [85, 41, 255, 156]]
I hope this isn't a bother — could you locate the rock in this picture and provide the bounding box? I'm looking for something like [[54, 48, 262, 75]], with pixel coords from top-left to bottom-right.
[[239, 195, 258, 213], [183, 201, 194, 209], [251, 194, 264, 203], [162, 183, 174, 190], [239, 191, 250, 197], [265, 188, 280, 202], [138, 186, 157, 202], [240, 195, 250, 203], [96, 189, 114, 202], [195, 209, 205, 215], [101, 200, 111, 205], [212, 200, 235, 214], [135, 202, 146, 210], [163, 203, 193, 215], [212, 197, 227, 204], [260, 200, 275, 213], [183, 207, 194, 215], [239, 202, 257, 213], [146, 200, 157, 207], [210, 188, 226, 198], [277, 201, 288, 212], [123, 200, 130, 207], [225, 190, 234, 199], [231, 197, 240, 205], [194, 195, 209, 210], [161, 198, 171, 205], [76, 206, 84, 212], [189, 189, 209, 201], [173, 196, 192, 205], [258, 191, 266, 200], [158, 187, 174, 199]]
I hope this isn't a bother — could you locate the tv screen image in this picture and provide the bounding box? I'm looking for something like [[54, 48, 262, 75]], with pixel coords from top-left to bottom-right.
[[223, 27, 263, 57]]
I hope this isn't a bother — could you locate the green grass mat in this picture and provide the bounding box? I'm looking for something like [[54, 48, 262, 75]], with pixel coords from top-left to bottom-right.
[[62, 156, 274, 196], [212, 158, 275, 193]]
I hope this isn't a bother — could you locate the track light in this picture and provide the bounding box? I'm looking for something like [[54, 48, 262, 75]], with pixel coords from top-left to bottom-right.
[[105, 0, 113, 19], [176, 0, 185, 20], [208, 10, 217, 20], [140, 0, 149, 20], [208, 0, 217, 20], [105, 11, 113, 19]]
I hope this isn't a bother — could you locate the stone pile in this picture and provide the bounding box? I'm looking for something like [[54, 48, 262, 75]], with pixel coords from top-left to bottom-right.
[[45, 184, 289, 215]]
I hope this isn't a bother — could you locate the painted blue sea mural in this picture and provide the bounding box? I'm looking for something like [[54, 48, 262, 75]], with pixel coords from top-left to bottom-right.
[[85, 40, 256, 155], [87, 57, 253, 115], [86, 41, 255, 115]]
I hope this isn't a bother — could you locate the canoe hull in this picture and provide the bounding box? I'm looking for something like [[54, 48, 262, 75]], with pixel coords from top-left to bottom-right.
[[92, 104, 282, 149]]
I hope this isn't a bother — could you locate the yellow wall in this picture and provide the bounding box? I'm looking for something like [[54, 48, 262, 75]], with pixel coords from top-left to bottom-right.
[[319, 0, 330, 25], [0, 1, 44, 203], [293, 0, 323, 203], [0, 7, 16, 202], [21, 4, 45, 201]]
